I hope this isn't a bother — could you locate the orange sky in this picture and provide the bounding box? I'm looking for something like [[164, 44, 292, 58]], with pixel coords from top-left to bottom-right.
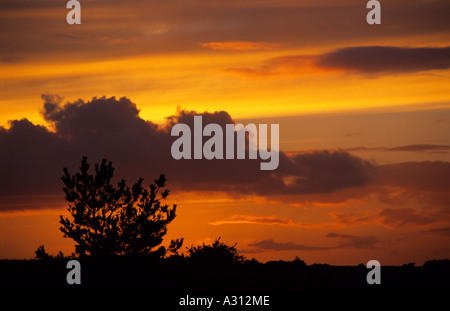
[[1, 0, 450, 265]]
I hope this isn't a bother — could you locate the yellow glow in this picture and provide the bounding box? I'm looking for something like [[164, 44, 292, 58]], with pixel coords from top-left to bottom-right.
[[1, 48, 450, 128]]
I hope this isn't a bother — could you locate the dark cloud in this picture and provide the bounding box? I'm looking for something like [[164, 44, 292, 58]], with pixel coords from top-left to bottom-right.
[[0, 0, 57, 10], [0, 118, 72, 197], [317, 46, 450, 74], [278, 150, 374, 195], [248, 239, 331, 251], [330, 160, 450, 227], [2, 95, 449, 216], [376, 161, 450, 193], [331, 206, 445, 228], [325, 232, 381, 249], [228, 46, 450, 77], [248, 233, 382, 252], [377, 208, 438, 227], [367, 162, 450, 227], [0, 95, 374, 211], [422, 227, 450, 237]]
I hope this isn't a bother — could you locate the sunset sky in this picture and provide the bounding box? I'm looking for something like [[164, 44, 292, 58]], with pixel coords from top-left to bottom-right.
[[1, 0, 450, 265]]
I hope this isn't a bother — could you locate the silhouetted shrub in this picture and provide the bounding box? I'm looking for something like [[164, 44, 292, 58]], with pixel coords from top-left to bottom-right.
[[35, 245, 50, 260], [186, 237, 245, 265]]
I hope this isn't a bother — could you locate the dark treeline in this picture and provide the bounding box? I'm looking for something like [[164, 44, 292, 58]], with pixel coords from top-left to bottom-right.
[[1, 256, 449, 292]]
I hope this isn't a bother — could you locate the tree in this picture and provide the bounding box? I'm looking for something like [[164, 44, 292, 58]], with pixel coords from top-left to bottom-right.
[[187, 237, 245, 265], [59, 156, 183, 257], [35, 245, 50, 260], [34, 245, 65, 260]]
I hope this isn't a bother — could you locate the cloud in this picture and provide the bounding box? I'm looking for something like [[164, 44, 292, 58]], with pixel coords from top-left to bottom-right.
[[2, 93, 450, 230], [330, 206, 444, 229], [209, 215, 293, 226], [199, 41, 280, 51], [208, 214, 328, 228], [329, 212, 373, 226], [247, 233, 382, 252], [2, 94, 449, 222], [325, 232, 381, 249], [377, 208, 438, 227], [422, 227, 450, 237], [316, 46, 450, 74], [0, 95, 375, 211], [346, 144, 450, 153], [227, 46, 450, 78], [225, 55, 319, 77], [0, 118, 73, 197], [248, 239, 332, 251], [376, 161, 450, 193], [3, 0, 450, 63]]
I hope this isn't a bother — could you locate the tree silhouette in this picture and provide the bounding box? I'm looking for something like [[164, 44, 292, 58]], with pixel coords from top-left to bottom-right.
[[34, 245, 50, 260], [59, 156, 183, 257], [34, 245, 65, 260]]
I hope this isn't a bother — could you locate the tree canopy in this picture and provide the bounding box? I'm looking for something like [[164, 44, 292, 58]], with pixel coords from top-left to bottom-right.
[[59, 156, 183, 257]]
